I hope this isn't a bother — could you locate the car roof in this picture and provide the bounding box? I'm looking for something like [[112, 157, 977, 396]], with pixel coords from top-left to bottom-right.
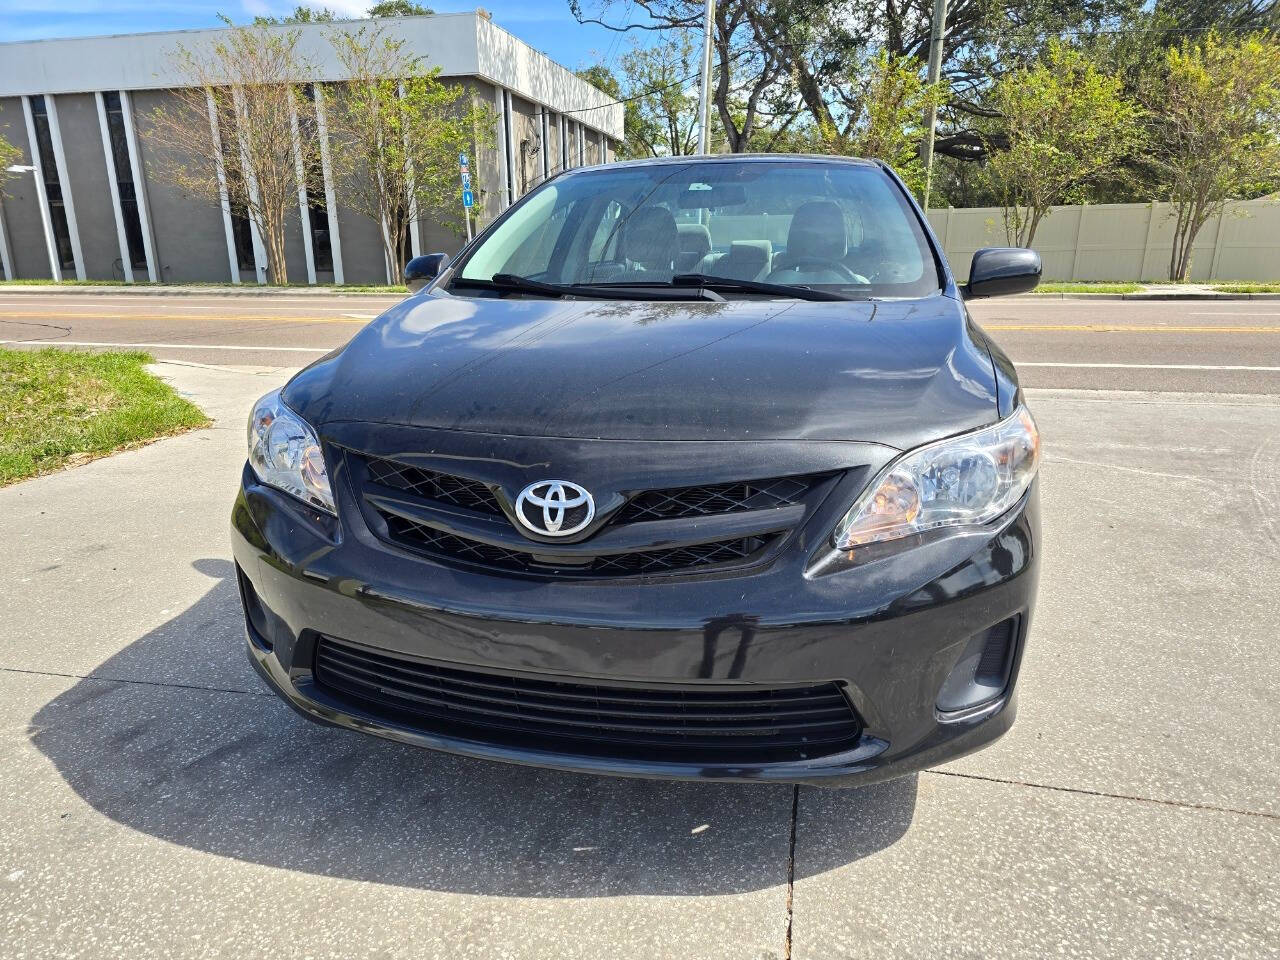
[[563, 154, 884, 174]]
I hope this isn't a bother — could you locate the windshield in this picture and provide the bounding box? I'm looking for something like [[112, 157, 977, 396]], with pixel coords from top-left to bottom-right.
[[452, 160, 941, 299]]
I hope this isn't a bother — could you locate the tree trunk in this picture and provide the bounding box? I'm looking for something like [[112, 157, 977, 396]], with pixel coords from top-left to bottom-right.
[[1024, 207, 1045, 247], [262, 207, 288, 286]]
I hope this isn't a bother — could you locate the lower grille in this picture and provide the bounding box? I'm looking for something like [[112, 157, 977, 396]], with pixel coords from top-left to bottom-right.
[[381, 510, 778, 578], [313, 635, 863, 763]]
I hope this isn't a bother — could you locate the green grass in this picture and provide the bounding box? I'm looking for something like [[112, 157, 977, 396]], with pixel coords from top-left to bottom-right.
[[1033, 282, 1144, 294], [1211, 282, 1280, 293], [0, 348, 209, 486]]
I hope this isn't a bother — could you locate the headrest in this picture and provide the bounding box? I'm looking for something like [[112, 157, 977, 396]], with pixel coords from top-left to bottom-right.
[[676, 223, 712, 259], [724, 240, 771, 273], [622, 207, 679, 268], [786, 201, 847, 262]]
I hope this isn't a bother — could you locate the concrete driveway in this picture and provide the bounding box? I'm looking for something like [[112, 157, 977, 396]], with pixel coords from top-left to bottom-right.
[[1, 361, 1277, 958]]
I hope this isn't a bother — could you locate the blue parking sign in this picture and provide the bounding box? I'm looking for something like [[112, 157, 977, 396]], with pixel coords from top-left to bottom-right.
[[462, 189, 474, 208]]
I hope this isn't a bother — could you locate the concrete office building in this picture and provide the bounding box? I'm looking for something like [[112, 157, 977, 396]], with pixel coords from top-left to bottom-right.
[[0, 13, 622, 284]]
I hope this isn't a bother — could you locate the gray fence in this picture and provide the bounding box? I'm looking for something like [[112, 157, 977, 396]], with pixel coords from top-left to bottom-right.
[[926, 198, 1280, 282]]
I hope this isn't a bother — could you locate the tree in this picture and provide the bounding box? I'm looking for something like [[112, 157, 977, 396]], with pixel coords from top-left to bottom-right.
[[145, 20, 318, 284], [571, 0, 799, 152], [817, 52, 945, 197], [571, 0, 1147, 160], [1145, 31, 1280, 281], [979, 42, 1143, 245], [367, 0, 434, 15], [255, 2, 434, 24], [254, 6, 338, 24], [617, 35, 699, 157], [324, 26, 496, 282]]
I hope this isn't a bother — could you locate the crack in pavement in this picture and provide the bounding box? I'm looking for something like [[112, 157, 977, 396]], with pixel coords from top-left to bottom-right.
[[784, 785, 798, 960], [925, 769, 1279, 821]]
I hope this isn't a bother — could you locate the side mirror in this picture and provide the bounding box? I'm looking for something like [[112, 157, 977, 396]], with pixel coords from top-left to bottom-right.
[[405, 252, 450, 293], [964, 247, 1042, 299]]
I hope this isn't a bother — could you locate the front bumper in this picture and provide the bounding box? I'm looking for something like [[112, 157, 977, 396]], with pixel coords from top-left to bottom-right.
[[232, 465, 1039, 787]]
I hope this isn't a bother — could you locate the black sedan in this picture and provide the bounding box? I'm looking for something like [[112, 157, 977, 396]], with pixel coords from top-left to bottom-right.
[[232, 154, 1041, 786]]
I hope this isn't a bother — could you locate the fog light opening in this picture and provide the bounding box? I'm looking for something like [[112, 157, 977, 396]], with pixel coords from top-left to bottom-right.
[[236, 563, 274, 651], [935, 617, 1018, 715]]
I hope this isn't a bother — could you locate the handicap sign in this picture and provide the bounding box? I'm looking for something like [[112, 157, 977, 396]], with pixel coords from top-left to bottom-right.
[[459, 152, 473, 208]]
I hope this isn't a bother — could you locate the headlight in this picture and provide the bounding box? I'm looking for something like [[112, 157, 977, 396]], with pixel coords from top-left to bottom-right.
[[833, 405, 1039, 550], [247, 389, 335, 514]]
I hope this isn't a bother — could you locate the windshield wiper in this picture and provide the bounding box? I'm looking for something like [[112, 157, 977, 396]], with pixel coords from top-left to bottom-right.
[[451, 274, 722, 302], [670, 274, 853, 302]]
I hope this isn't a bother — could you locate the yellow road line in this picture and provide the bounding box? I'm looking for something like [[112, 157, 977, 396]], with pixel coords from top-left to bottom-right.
[[0, 310, 367, 324], [983, 323, 1280, 333]]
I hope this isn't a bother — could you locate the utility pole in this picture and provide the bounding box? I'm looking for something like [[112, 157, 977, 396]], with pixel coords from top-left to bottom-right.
[[696, 0, 716, 154], [921, 0, 948, 211]]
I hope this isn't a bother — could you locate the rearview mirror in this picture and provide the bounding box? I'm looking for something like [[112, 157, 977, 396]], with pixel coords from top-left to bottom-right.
[[405, 252, 450, 292], [676, 184, 747, 209], [964, 248, 1042, 299]]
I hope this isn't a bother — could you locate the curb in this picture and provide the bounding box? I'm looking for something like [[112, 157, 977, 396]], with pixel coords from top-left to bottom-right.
[[1020, 292, 1280, 301], [0, 285, 406, 298]]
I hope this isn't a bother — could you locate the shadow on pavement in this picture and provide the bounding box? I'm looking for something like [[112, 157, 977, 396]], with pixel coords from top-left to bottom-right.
[[30, 559, 917, 896]]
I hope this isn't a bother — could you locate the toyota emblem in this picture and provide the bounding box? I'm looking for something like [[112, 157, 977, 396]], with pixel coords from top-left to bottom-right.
[[513, 480, 595, 537]]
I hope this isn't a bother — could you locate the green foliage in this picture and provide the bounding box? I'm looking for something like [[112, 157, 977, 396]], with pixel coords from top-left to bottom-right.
[[366, 0, 434, 16], [614, 35, 699, 158], [253, 5, 338, 24], [817, 52, 945, 198], [0, 133, 20, 191], [0, 349, 208, 485], [1144, 31, 1280, 280], [980, 41, 1144, 244], [324, 26, 496, 280], [253, 1, 433, 24], [575, 64, 620, 99]]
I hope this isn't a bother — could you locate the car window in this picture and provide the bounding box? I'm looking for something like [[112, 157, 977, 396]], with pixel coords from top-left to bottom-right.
[[455, 161, 941, 299]]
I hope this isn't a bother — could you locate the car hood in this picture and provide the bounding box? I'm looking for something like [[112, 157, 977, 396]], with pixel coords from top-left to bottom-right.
[[283, 290, 999, 450]]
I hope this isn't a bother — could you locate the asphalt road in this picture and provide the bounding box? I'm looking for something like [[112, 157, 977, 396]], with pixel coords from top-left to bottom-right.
[[2, 289, 1279, 394]]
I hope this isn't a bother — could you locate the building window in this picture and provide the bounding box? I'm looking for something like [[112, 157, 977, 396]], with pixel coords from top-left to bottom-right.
[[102, 92, 148, 270], [216, 124, 257, 272], [229, 205, 256, 272], [300, 85, 333, 273], [308, 203, 333, 272], [29, 96, 76, 271]]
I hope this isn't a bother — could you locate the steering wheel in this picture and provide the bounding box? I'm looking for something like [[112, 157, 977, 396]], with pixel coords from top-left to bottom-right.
[[767, 257, 865, 284]]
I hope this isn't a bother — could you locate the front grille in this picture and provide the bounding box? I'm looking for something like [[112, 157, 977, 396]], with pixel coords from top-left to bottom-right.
[[616, 476, 818, 523], [590, 535, 773, 575], [313, 635, 863, 763], [365, 456, 503, 515], [382, 510, 778, 577], [349, 451, 843, 580]]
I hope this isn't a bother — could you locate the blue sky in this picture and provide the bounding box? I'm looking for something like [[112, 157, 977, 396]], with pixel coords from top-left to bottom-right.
[[0, 0, 640, 73]]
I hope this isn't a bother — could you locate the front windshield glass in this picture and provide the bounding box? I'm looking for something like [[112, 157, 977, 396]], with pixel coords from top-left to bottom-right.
[[453, 160, 941, 299]]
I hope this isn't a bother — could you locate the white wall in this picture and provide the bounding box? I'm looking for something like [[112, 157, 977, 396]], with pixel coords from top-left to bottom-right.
[[927, 199, 1280, 282]]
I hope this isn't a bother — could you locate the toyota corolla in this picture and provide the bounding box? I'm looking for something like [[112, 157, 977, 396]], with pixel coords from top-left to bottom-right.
[[232, 155, 1042, 786]]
